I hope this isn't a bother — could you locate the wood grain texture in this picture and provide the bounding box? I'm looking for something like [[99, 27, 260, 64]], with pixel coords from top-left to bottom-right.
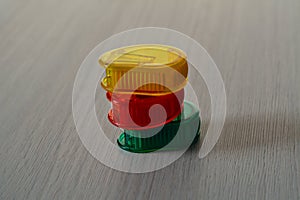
[[0, 0, 300, 199]]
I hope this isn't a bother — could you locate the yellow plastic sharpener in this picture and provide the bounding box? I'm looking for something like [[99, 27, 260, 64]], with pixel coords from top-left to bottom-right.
[[99, 44, 188, 95]]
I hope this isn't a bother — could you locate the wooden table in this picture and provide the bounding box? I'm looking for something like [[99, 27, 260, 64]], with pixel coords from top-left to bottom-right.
[[0, 0, 299, 199]]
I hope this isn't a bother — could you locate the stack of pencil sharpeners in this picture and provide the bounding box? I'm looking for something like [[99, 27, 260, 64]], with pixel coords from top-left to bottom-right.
[[99, 44, 201, 153]]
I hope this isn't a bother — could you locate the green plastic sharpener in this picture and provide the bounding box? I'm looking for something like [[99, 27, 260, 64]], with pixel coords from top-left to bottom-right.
[[117, 101, 201, 153]]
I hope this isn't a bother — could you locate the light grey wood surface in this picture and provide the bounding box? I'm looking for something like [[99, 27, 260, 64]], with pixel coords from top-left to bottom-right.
[[0, 0, 300, 199]]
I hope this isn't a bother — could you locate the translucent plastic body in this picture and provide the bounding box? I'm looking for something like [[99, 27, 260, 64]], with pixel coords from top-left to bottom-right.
[[106, 89, 184, 130], [117, 101, 201, 153], [99, 44, 188, 95]]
